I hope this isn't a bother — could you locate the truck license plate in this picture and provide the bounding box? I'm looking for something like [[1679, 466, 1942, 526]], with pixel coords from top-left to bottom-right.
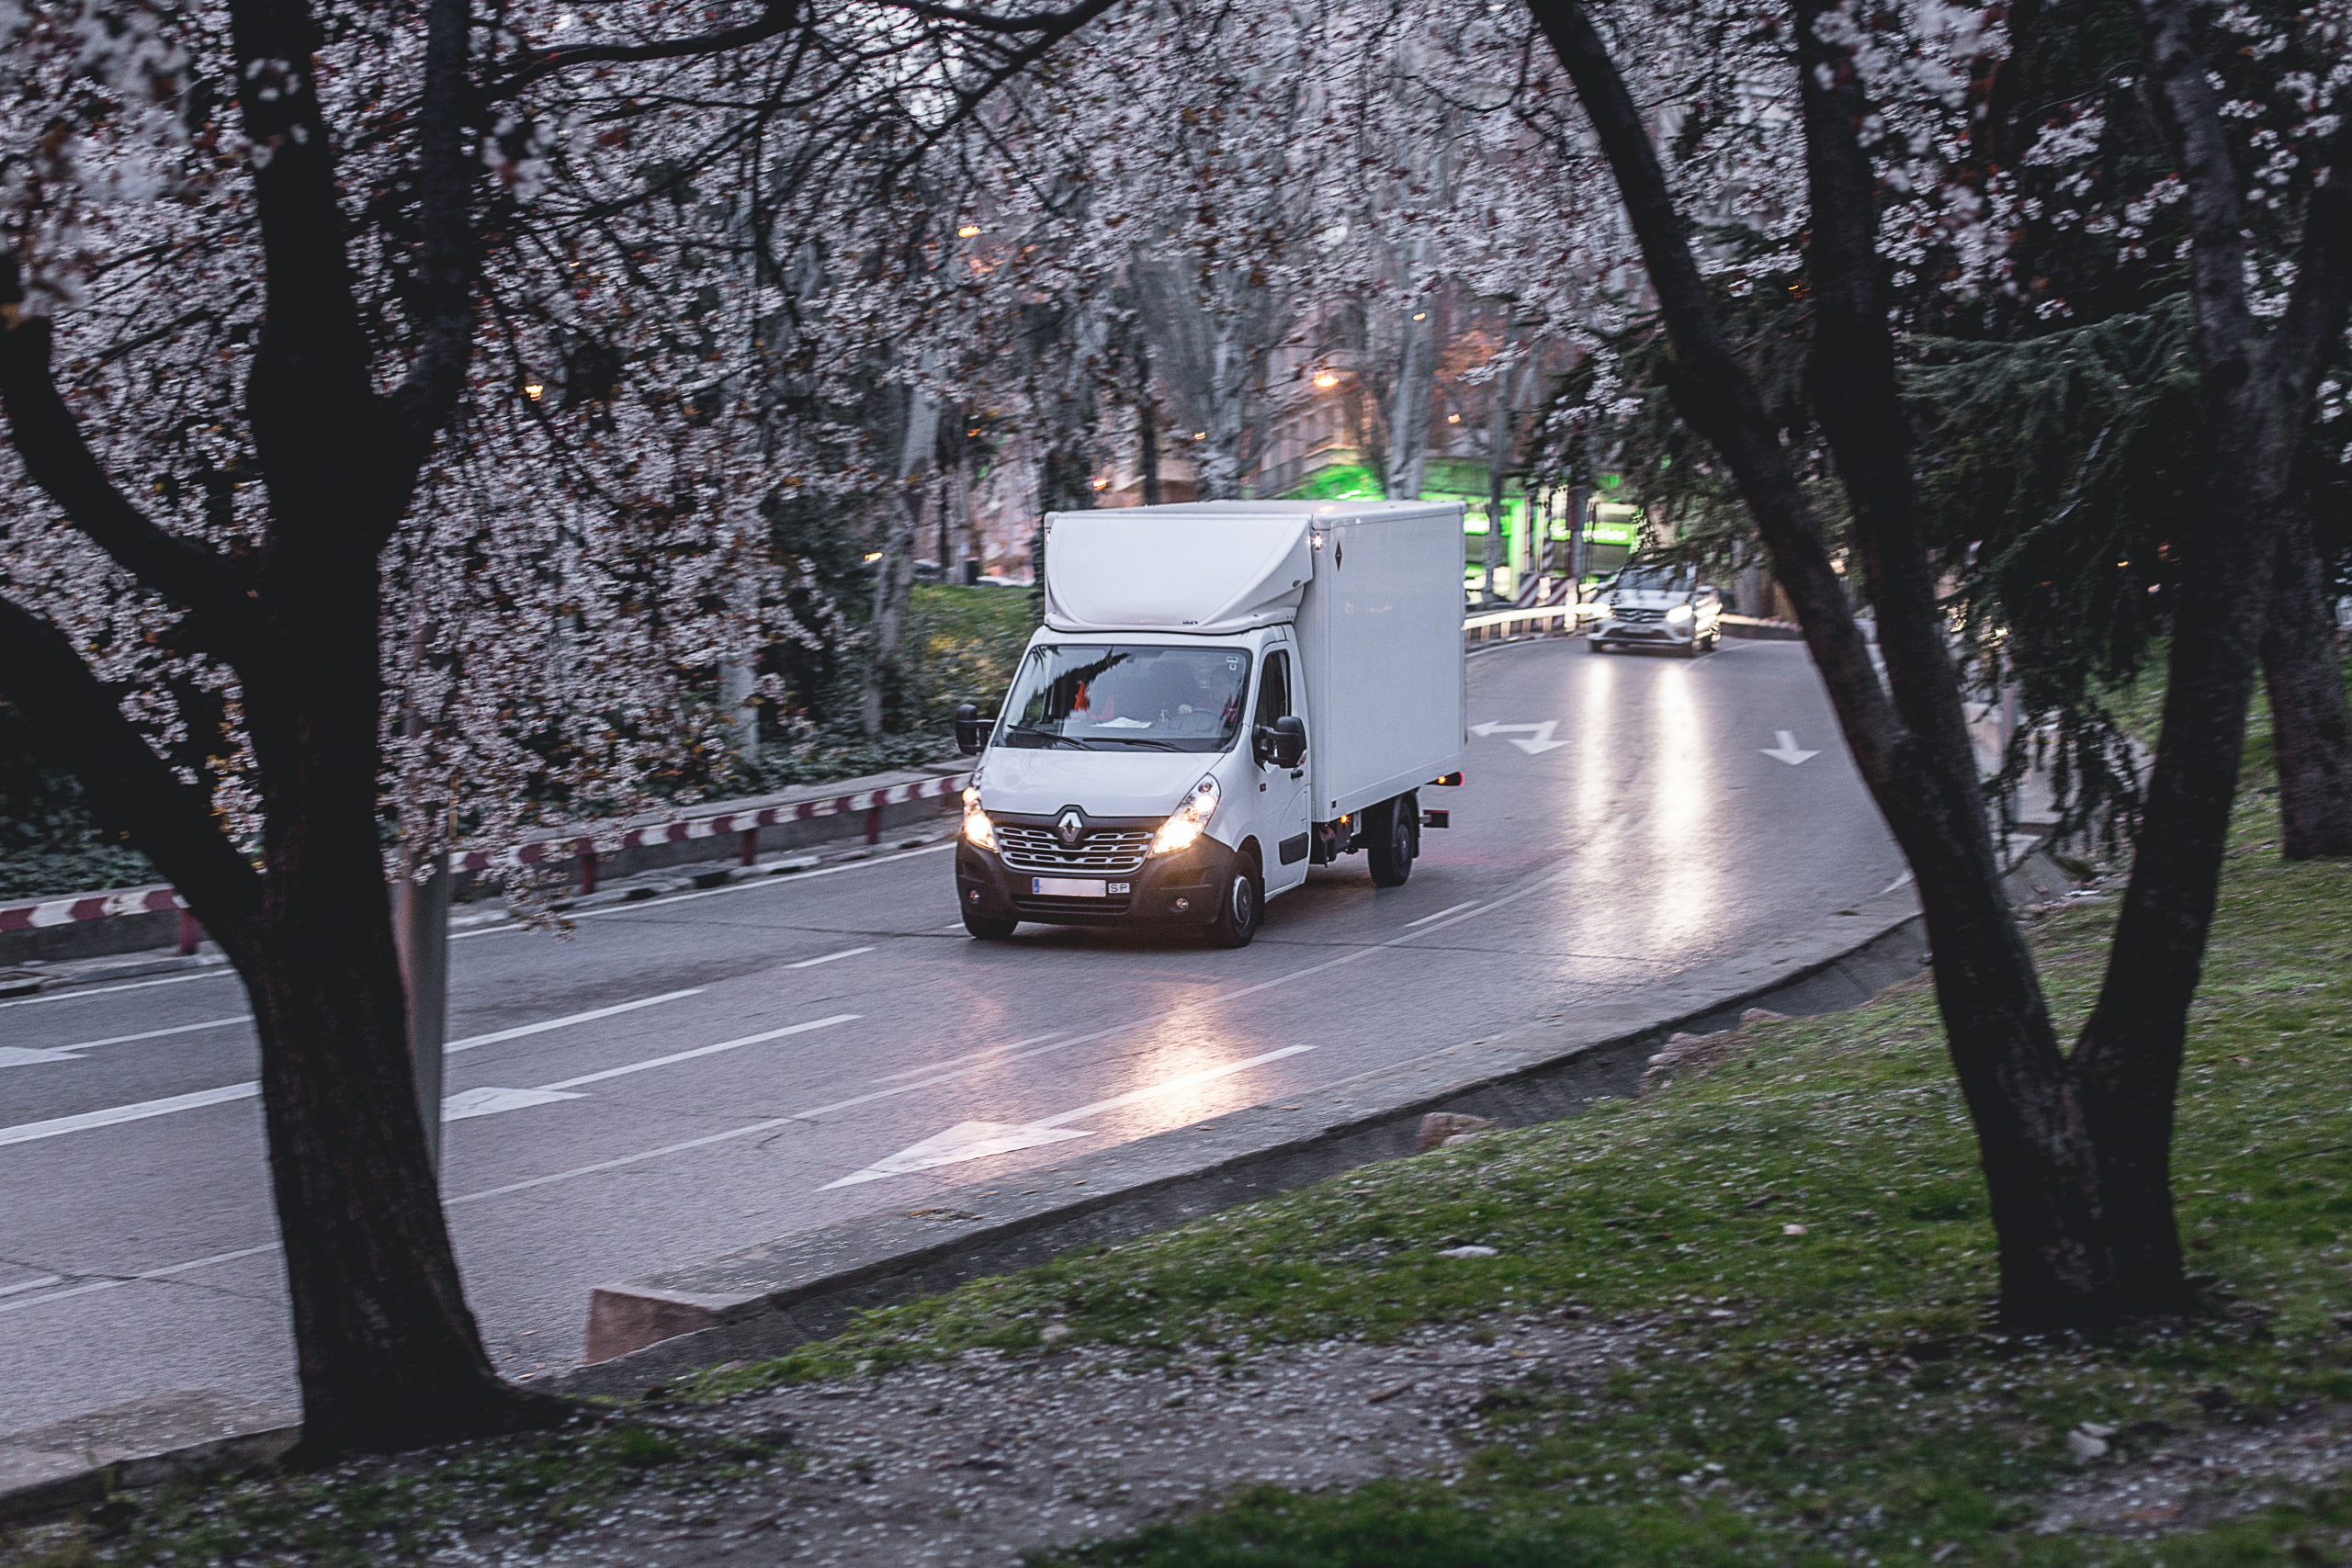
[[1031, 877, 1127, 897]]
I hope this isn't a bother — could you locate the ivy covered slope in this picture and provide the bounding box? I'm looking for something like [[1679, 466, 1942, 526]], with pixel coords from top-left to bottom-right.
[[717, 697, 2352, 1566]]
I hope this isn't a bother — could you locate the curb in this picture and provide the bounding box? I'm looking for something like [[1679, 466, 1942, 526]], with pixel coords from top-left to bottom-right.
[[557, 875, 1942, 1391], [0, 1393, 297, 1524]]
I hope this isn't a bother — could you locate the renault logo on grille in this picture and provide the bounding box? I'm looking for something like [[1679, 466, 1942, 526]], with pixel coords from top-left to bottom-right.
[[1056, 809, 1085, 846]]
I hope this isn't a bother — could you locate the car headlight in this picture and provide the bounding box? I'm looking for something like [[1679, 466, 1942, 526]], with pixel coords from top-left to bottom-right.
[[1150, 775, 1220, 856], [961, 786, 998, 852], [1666, 603, 1694, 625]]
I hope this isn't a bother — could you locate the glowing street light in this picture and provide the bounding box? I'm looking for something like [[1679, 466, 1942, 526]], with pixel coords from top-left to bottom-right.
[[1312, 370, 1339, 389], [957, 224, 981, 238]]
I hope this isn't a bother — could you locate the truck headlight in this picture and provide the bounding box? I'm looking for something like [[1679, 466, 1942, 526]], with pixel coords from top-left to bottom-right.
[[1666, 603, 1694, 625], [1150, 776, 1220, 856], [961, 786, 998, 852]]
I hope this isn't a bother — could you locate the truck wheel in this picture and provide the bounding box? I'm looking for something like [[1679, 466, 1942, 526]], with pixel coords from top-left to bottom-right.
[[1367, 797, 1416, 887], [1205, 853, 1262, 948], [962, 910, 1017, 940]]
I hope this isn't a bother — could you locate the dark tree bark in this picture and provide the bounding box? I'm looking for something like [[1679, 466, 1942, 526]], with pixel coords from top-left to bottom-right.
[[2070, 7, 2352, 1299], [1526, 0, 2110, 1325], [2263, 504, 2352, 858], [1524, 0, 2352, 1327]]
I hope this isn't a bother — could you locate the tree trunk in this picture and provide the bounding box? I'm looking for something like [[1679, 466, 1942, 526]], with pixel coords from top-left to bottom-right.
[[864, 382, 939, 738], [1383, 266, 1434, 501], [1137, 344, 1162, 507], [1529, 0, 2118, 1325], [2263, 504, 2352, 858]]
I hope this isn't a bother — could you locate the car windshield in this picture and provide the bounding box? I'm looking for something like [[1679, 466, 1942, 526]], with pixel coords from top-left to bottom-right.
[[999, 644, 1252, 753], [1614, 565, 1695, 593]]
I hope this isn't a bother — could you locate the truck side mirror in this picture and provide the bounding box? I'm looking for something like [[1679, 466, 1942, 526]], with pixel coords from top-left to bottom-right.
[[954, 702, 986, 756], [1271, 715, 1306, 770]]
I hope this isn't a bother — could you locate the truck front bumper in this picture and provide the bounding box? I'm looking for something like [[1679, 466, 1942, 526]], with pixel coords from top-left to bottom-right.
[[956, 834, 1240, 929]]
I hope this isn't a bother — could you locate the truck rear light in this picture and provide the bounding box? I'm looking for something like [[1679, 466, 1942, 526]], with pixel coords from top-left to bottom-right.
[[1429, 772, 1464, 786], [1421, 809, 1451, 829]]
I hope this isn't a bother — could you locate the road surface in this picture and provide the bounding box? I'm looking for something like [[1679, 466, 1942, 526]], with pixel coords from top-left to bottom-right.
[[0, 637, 1903, 1428]]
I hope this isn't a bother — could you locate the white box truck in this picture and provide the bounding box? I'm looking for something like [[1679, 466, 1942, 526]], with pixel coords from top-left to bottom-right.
[[952, 500, 1466, 947]]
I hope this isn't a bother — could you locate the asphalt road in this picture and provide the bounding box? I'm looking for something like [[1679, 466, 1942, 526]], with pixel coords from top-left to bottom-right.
[[0, 637, 1904, 1430]]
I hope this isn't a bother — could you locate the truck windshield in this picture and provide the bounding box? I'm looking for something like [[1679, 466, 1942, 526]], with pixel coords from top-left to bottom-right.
[[1000, 645, 1252, 753]]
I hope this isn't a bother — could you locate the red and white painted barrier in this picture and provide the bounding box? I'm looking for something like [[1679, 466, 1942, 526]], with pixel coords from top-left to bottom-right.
[[0, 885, 187, 933], [1, 771, 973, 938]]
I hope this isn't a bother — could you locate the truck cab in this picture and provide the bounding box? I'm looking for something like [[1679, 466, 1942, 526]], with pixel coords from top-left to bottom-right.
[[953, 502, 1465, 948]]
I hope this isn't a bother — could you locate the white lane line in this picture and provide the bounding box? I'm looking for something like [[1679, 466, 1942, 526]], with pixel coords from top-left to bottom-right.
[[0, 989, 713, 1148], [1880, 868, 1916, 895], [0, 1081, 259, 1148], [28, 1016, 252, 1059], [1408, 901, 1480, 927], [0, 967, 237, 1011], [445, 989, 704, 1055], [454, 842, 958, 937], [0, 1243, 278, 1317], [786, 946, 872, 969], [0, 1274, 64, 1298], [537, 1014, 858, 1092]]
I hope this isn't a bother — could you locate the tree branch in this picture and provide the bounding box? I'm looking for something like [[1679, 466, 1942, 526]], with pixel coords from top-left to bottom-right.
[[2131, 0, 2254, 384], [382, 0, 479, 460], [2260, 114, 2352, 403], [0, 595, 266, 964], [489, 0, 803, 100], [0, 265, 259, 639]]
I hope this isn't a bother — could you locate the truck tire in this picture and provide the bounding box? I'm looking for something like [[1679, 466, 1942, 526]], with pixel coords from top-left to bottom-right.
[[1367, 795, 1416, 887], [1205, 852, 1262, 948], [962, 910, 1017, 940]]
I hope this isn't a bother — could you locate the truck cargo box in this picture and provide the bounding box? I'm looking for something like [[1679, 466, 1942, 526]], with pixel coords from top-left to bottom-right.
[[1042, 500, 1465, 823]]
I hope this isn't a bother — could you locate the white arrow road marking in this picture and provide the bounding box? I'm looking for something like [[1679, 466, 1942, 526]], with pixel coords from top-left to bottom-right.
[[820, 1043, 1317, 1189], [0, 988, 716, 1146], [1469, 720, 1567, 755], [1760, 730, 1820, 765], [0, 1016, 254, 1068], [0, 1048, 93, 1066], [821, 1121, 1095, 1183], [444, 1086, 582, 1122], [450, 1013, 859, 1121]]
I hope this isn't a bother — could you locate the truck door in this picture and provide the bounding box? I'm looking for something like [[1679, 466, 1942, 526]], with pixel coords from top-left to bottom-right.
[[1254, 646, 1313, 895]]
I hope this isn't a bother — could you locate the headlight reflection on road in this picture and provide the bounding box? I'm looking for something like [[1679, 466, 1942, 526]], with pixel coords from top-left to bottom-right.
[[1645, 665, 1723, 952]]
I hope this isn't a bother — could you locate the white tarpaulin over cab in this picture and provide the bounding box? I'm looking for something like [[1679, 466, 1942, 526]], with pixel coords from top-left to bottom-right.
[[1042, 509, 1315, 634]]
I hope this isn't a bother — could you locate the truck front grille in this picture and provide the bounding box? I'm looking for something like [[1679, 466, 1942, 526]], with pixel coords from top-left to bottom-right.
[[998, 824, 1153, 875]]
